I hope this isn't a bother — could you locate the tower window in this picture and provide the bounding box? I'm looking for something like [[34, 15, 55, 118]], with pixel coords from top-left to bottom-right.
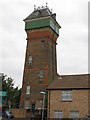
[[41, 41, 45, 48], [40, 70, 43, 78], [25, 100, 30, 109], [38, 100, 42, 109], [28, 56, 32, 63], [26, 86, 30, 94]]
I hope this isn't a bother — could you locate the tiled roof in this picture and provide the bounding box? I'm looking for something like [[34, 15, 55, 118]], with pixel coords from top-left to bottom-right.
[[47, 74, 89, 89], [24, 8, 56, 21]]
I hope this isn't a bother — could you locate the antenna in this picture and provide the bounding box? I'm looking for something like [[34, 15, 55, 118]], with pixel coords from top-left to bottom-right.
[[51, 9, 52, 13], [42, 6, 44, 9], [34, 5, 36, 11], [38, 7, 40, 10], [46, 3, 48, 8]]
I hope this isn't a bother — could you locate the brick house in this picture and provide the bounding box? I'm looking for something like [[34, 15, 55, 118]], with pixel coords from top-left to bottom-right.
[[47, 74, 90, 119]]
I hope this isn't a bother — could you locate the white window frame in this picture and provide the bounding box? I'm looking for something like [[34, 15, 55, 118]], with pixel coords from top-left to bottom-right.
[[28, 56, 32, 63], [54, 111, 63, 118], [70, 111, 79, 119], [26, 86, 30, 94], [61, 90, 72, 101]]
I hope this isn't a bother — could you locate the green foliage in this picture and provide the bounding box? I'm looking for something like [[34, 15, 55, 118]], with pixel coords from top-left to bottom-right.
[[2, 74, 21, 108]]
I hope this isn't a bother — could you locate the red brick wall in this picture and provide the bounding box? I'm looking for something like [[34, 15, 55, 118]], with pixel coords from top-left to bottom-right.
[[20, 28, 58, 109]]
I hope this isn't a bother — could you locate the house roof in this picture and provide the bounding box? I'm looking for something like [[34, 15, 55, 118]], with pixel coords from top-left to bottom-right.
[[47, 74, 89, 90]]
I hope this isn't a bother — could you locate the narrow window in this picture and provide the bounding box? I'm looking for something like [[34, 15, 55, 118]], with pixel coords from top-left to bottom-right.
[[26, 86, 30, 94], [25, 100, 30, 109], [40, 70, 43, 78], [61, 90, 72, 101], [28, 56, 32, 63], [41, 41, 45, 48], [38, 100, 42, 109]]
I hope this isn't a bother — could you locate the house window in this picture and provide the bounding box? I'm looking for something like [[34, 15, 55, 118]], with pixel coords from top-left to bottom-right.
[[70, 111, 79, 119], [61, 90, 72, 101], [28, 56, 32, 63], [25, 100, 30, 109], [26, 86, 30, 94], [40, 70, 43, 78], [54, 111, 63, 118], [41, 41, 45, 48]]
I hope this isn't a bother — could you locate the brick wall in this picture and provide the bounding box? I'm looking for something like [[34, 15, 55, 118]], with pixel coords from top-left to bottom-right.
[[48, 90, 88, 118], [10, 109, 26, 118], [20, 28, 58, 109]]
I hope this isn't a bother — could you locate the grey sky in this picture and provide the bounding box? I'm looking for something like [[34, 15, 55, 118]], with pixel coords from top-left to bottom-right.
[[0, 0, 88, 87]]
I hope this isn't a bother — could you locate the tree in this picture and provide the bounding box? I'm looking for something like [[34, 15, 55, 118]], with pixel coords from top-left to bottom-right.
[[2, 73, 21, 108]]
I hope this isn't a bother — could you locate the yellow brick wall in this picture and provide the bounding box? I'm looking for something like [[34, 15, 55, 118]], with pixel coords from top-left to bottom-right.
[[47, 90, 88, 118]]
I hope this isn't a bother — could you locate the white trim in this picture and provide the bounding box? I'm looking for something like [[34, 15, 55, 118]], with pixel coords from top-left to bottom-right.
[[24, 16, 50, 22]]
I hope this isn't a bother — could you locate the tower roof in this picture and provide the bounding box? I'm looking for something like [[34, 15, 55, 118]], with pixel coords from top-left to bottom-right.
[[24, 6, 56, 21], [24, 5, 61, 35]]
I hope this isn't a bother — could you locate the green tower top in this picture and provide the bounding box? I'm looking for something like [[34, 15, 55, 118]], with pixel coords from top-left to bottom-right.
[[24, 4, 61, 36]]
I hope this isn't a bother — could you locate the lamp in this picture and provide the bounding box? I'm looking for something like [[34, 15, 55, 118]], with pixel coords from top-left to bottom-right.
[[40, 91, 46, 120]]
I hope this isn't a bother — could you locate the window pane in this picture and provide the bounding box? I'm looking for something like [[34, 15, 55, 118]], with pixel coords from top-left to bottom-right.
[[54, 111, 63, 118], [25, 100, 30, 109], [40, 70, 43, 78], [41, 41, 45, 48], [26, 86, 30, 94], [61, 91, 72, 101], [28, 56, 32, 63], [70, 111, 79, 118], [38, 100, 42, 109]]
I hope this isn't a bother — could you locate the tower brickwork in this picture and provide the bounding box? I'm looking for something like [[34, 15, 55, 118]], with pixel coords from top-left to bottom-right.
[[20, 5, 61, 113]]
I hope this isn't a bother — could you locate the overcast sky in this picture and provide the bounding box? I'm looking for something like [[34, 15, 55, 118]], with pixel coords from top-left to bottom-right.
[[0, 0, 88, 87]]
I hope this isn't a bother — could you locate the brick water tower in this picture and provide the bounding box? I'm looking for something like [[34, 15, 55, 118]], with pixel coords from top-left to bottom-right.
[[20, 4, 61, 117]]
